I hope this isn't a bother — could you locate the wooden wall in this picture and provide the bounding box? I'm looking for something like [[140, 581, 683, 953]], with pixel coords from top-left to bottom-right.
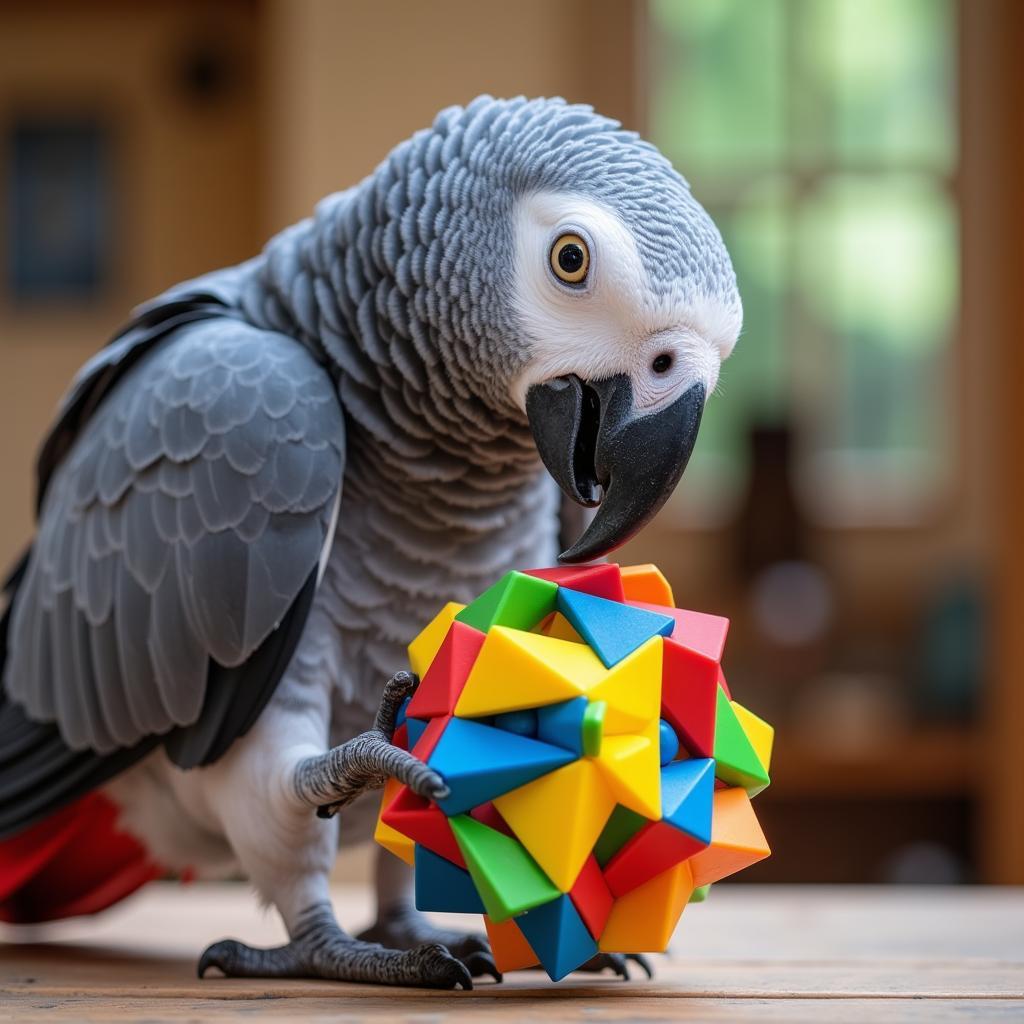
[[966, 0, 1024, 885], [260, 0, 640, 232], [0, 0, 262, 566]]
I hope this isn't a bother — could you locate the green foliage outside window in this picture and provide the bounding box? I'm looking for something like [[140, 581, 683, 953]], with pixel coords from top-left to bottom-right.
[[649, 0, 957, 522]]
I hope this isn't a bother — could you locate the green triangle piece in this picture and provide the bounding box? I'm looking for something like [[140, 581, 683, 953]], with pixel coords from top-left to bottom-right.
[[582, 699, 606, 757], [713, 686, 770, 796], [449, 814, 559, 922], [593, 804, 648, 866], [455, 571, 557, 633], [689, 884, 711, 904]]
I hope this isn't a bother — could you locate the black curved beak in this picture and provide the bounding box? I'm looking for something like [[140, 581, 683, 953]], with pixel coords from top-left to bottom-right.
[[526, 374, 705, 563]]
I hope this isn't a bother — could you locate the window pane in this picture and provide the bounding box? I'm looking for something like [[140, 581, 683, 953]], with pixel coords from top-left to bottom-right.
[[795, 175, 957, 511], [6, 117, 112, 302], [676, 180, 791, 518], [649, 0, 787, 177], [648, 0, 958, 525], [800, 0, 956, 169]]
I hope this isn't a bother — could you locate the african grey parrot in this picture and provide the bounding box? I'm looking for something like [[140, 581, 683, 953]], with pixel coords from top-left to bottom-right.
[[0, 96, 741, 988]]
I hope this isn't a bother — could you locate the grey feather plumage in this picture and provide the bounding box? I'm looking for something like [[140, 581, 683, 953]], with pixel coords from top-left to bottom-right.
[[1, 96, 738, 831], [6, 321, 344, 755]]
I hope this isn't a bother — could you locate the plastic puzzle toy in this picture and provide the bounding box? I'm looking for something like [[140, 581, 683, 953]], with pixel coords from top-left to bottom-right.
[[375, 562, 773, 981]]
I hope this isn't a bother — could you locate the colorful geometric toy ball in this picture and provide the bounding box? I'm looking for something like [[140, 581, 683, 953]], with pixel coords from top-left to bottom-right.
[[374, 563, 773, 981]]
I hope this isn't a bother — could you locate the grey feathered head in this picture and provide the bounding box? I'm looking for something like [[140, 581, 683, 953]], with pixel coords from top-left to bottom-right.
[[275, 95, 742, 561]]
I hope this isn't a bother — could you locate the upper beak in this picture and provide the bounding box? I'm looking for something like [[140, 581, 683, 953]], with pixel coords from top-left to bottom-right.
[[526, 374, 705, 563]]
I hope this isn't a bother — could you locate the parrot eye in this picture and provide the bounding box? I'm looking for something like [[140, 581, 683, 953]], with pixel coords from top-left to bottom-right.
[[550, 234, 590, 285]]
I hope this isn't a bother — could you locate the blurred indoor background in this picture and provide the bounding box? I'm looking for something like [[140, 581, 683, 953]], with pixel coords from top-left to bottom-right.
[[0, 0, 1020, 886]]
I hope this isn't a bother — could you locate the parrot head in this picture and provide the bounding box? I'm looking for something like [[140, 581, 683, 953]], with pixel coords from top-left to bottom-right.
[[474, 98, 741, 563], [365, 96, 741, 563], [511, 179, 740, 564]]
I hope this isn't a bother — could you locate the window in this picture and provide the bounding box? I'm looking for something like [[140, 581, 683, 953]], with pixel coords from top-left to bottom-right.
[[649, 0, 958, 525], [4, 116, 113, 304]]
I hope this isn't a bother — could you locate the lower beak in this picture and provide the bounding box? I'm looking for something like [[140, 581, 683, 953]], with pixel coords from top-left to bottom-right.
[[526, 374, 705, 563]]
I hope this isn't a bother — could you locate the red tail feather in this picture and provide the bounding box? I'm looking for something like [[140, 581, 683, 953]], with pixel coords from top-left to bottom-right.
[[0, 792, 162, 924]]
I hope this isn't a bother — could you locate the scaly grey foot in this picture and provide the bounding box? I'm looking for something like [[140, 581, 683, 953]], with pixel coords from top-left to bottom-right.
[[292, 671, 449, 818], [357, 901, 501, 982], [198, 901, 472, 989]]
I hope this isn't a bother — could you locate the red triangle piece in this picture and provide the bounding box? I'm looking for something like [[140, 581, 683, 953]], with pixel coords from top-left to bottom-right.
[[717, 664, 732, 699], [524, 564, 625, 602], [469, 801, 515, 838], [661, 638, 719, 758], [410, 715, 450, 762], [392, 723, 409, 751], [603, 820, 706, 897], [382, 787, 466, 868], [628, 601, 729, 662], [407, 622, 486, 719], [569, 854, 614, 940]]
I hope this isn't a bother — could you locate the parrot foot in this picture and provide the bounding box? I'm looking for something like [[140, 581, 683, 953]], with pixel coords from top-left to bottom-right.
[[198, 901, 472, 989], [291, 671, 449, 816], [357, 902, 501, 982], [575, 952, 654, 980]]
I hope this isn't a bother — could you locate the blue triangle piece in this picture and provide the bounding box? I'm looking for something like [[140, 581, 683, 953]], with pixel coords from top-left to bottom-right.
[[557, 588, 674, 668], [396, 696, 411, 728], [428, 718, 576, 816], [661, 758, 715, 845], [406, 717, 429, 750], [517, 894, 597, 981], [493, 709, 539, 737], [536, 696, 588, 756], [414, 845, 485, 914]]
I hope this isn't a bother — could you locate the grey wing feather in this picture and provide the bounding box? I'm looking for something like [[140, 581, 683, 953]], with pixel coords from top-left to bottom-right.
[[3, 317, 345, 756]]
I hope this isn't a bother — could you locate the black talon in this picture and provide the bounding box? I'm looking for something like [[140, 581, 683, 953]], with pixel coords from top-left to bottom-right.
[[197, 939, 232, 978], [416, 943, 474, 991], [630, 952, 654, 979], [577, 951, 654, 980], [463, 950, 503, 983]]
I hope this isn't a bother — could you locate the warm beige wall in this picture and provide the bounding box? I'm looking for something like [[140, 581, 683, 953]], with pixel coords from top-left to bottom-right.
[[261, 0, 640, 232], [0, 2, 261, 567]]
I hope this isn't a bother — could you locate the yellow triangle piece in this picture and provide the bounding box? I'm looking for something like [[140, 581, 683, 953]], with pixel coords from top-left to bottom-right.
[[594, 716, 661, 819], [731, 701, 774, 773], [455, 626, 606, 717], [589, 637, 662, 734], [539, 611, 586, 644], [494, 760, 616, 892], [599, 860, 693, 952], [373, 779, 415, 866], [407, 602, 465, 677]]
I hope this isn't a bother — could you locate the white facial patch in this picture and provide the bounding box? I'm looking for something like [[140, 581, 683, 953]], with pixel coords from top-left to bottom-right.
[[509, 191, 742, 412]]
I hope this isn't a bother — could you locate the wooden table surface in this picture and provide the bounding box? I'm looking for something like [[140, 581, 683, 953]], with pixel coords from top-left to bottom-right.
[[2, 882, 1022, 1021]]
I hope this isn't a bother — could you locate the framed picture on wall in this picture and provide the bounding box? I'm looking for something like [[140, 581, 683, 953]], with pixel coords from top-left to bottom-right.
[[4, 115, 112, 303]]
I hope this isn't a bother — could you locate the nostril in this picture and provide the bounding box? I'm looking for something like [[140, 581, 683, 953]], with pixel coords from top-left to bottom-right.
[[652, 353, 673, 374]]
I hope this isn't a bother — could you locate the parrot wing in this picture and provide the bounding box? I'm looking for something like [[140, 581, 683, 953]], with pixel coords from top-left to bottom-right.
[[0, 302, 345, 837]]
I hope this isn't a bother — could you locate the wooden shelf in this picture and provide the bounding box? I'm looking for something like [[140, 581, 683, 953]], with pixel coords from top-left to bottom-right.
[[764, 726, 978, 799]]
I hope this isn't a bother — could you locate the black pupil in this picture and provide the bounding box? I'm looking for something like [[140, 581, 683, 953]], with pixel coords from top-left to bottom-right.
[[653, 354, 673, 373], [558, 243, 585, 275]]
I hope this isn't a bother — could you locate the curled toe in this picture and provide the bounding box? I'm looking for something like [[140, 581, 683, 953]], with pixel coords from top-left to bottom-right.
[[462, 949, 502, 983], [406, 942, 474, 990]]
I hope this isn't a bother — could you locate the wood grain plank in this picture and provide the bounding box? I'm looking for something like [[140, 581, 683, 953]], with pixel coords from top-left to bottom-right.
[[2, 995, 1022, 1023], [1, 883, 1021, 1019]]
